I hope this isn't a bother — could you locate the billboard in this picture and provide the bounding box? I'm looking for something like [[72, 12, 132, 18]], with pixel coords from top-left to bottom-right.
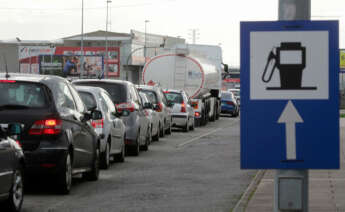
[[19, 46, 120, 77], [39, 55, 103, 78]]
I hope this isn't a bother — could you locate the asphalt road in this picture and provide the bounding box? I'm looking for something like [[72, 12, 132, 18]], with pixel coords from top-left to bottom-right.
[[22, 116, 256, 212]]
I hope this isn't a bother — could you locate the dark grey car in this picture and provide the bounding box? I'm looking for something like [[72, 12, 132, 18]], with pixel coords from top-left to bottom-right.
[[0, 124, 25, 212], [73, 80, 149, 156]]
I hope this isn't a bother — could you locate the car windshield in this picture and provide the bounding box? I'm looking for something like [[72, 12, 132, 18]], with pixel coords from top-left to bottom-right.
[[139, 89, 158, 104], [74, 82, 127, 104], [78, 91, 97, 110], [230, 90, 240, 96], [165, 92, 183, 104], [221, 92, 233, 100], [0, 81, 48, 108]]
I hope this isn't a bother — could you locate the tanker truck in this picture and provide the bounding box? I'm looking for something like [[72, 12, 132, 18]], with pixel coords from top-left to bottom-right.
[[142, 44, 227, 126]]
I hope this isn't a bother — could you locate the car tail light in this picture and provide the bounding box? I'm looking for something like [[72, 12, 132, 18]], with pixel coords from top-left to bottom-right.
[[226, 101, 234, 105], [155, 102, 163, 112], [0, 80, 16, 83], [163, 90, 169, 93], [116, 102, 135, 112], [29, 119, 62, 135], [195, 112, 201, 118], [15, 140, 21, 147], [180, 103, 186, 113], [91, 119, 104, 129]]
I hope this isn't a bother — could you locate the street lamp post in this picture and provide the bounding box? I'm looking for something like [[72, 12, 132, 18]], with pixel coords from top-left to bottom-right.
[[80, 0, 84, 78], [105, 0, 112, 79], [142, 20, 149, 84]]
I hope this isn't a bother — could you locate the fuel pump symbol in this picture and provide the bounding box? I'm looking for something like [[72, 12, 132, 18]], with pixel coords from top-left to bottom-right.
[[262, 42, 317, 90]]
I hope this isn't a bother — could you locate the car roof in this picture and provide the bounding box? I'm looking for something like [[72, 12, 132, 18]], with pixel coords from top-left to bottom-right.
[[73, 79, 132, 86], [0, 73, 66, 84], [164, 88, 183, 93], [136, 84, 160, 90], [75, 85, 107, 94]]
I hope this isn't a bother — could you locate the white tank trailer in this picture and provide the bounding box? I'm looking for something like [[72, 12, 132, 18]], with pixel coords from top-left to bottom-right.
[[142, 44, 225, 126]]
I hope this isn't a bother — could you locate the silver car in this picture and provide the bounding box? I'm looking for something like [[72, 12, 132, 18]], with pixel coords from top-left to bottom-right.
[[136, 85, 173, 137], [164, 89, 195, 132], [138, 92, 160, 142], [76, 86, 126, 169]]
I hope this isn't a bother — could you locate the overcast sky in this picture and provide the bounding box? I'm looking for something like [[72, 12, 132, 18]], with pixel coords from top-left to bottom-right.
[[0, 0, 344, 66]]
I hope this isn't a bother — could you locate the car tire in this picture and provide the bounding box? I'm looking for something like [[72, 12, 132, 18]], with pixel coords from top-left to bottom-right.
[[184, 120, 189, 132], [159, 122, 165, 138], [152, 124, 160, 141], [100, 142, 110, 169], [83, 148, 100, 181], [165, 121, 172, 135], [141, 128, 150, 151], [57, 152, 72, 194], [189, 118, 195, 131], [115, 137, 125, 163], [131, 134, 140, 156], [5, 168, 24, 212]]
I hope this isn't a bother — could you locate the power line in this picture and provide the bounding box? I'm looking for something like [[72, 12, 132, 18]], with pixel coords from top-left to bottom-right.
[[0, 1, 177, 11]]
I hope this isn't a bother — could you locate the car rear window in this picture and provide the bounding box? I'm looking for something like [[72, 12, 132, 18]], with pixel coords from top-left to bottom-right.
[[165, 92, 183, 104], [0, 81, 48, 108], [138, 89, 158, 104], [74, 82, 127, 104], [221, 92, 233, 100], [78, 91, 97, 110]]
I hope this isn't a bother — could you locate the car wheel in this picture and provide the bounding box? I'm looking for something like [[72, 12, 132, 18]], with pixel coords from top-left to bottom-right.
[[184, 119, 189, 132], [5, 168, 24, 212], [159, 122, 165, 137], [141, 128, 150, 151], [153, 124, 160, 141], [57, 152, 72, 194], [83, 148, 100, 181], [165, 121, 172, 135], [116, 140, 125, 163], [131, 134, 140, 156], [189, 118, 195, 131], [100, 142, 110, 169]]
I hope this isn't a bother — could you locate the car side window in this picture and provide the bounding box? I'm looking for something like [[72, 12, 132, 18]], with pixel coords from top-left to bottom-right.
[[101, 92, 116, 113], [55, 82, 76, 111], [68, 84, 86, 113]]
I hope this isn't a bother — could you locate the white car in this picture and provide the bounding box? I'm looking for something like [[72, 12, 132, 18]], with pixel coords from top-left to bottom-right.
[[229, 88, 240, 106], [76, 86, 127, 169], [164, 89, 195, 132]]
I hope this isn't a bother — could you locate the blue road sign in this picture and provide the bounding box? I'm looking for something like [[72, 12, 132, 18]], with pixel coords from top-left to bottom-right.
[[240, 21, 339, 169]]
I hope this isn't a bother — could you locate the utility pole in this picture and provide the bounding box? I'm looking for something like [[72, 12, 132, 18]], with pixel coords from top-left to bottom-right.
[[275, 1, 310, 212], [143, 20, 149, 84], [188, 29, 199, 44], [105, 0, 112, 79], [80, 0, 84, 78]]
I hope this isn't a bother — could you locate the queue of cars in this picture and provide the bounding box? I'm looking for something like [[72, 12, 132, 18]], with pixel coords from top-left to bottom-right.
[[0, 73, 200, 212]]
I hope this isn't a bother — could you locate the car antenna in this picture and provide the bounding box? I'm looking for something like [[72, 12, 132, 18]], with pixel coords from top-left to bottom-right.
[[2, 54, 10, 78]]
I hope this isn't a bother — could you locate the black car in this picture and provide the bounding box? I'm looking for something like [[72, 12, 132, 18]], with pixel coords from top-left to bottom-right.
[[0, 124, 25, 212], [0, 74, 100, 194], [72, 79, 149, 156]]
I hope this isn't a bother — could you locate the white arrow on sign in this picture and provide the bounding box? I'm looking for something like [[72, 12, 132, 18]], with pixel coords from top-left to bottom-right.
[[278, 100, 303, 160]]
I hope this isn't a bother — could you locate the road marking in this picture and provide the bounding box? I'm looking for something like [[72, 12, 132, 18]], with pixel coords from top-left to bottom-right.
[[176, 119, 239, 148]]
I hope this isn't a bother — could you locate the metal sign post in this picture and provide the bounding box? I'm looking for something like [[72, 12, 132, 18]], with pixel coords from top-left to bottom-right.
[[276, 1, 310, 211]]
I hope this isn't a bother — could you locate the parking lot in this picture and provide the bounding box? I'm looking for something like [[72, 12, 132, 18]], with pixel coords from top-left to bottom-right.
[[21, 116, 256, 212]]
